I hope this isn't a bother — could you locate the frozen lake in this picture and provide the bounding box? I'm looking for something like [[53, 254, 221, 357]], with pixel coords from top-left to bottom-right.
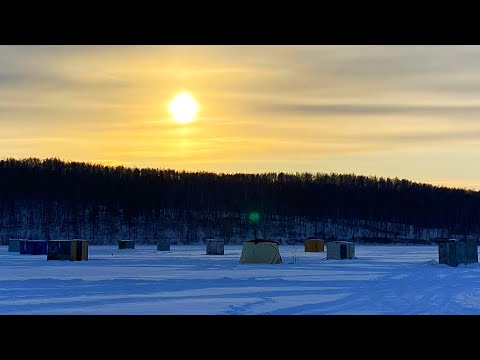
[[1, 244, 479, 314]]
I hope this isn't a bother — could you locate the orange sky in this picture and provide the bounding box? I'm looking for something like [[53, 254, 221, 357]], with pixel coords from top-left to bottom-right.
[[1, 45, 480, 189]]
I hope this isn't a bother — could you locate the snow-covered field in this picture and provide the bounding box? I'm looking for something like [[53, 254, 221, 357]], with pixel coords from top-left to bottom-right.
[[1, 244, 479, 314]]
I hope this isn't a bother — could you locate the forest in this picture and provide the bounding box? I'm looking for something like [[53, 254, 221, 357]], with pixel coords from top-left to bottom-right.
[[0, 157, 478, 244]]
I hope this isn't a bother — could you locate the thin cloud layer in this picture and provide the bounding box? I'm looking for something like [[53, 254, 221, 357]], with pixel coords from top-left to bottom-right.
[[0, 45, 479, 189]]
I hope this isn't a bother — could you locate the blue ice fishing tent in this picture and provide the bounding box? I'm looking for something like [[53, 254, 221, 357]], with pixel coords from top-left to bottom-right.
[[19, 240, 48, 255]]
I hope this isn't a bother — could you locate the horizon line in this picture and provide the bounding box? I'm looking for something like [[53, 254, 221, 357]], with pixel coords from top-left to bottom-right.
[[1, 155, 477, 193]]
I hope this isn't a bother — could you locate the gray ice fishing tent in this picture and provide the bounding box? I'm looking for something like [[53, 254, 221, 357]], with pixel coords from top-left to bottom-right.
[[438, 238, 478, 267], [206, 239, 224, 255], [157, 239, 170, 251], [326, 241, 355, 260], [118, 240, 135, 249]]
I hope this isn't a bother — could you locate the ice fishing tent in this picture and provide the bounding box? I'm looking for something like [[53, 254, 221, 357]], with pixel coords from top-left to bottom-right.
[[8, 239, 23, 252], [239, 239, 282, 264], [157, 239, 170, 251], [19, 240, 48, 255], [118, 240, 135, 249], [304, 238, 325, 252], [326, 241, 355, 260], [206, 239, 224, 255], [47, 240, 88, 261], [438, 238, 478, 267]]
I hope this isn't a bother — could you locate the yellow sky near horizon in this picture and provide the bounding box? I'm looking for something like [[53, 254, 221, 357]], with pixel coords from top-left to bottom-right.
[[1, 45, 480, 190]]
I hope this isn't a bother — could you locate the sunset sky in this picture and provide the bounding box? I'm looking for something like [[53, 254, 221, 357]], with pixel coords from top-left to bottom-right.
[[1, 45, 479, 189]]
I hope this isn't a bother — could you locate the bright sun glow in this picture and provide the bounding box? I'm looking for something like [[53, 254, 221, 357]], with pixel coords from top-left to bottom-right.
[[169, 92, 199, 124]]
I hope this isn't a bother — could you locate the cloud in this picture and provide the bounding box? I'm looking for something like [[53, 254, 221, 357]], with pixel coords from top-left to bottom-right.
[[368, 129, 480, 144], [0, 70, 130, 91], [254, 103, 480, 118]]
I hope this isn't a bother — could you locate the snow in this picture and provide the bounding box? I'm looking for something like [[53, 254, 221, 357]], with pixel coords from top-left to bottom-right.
[[1, 244, 479, 314]]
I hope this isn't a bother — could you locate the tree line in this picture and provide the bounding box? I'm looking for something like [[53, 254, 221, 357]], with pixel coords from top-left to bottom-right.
[[0, 157, 478, 244]]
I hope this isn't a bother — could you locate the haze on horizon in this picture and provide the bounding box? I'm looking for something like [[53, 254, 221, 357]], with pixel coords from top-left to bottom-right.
[[0, 45, 479, 190]]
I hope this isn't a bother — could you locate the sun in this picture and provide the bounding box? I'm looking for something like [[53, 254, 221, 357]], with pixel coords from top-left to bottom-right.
[[169, 92, 199, 124]]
